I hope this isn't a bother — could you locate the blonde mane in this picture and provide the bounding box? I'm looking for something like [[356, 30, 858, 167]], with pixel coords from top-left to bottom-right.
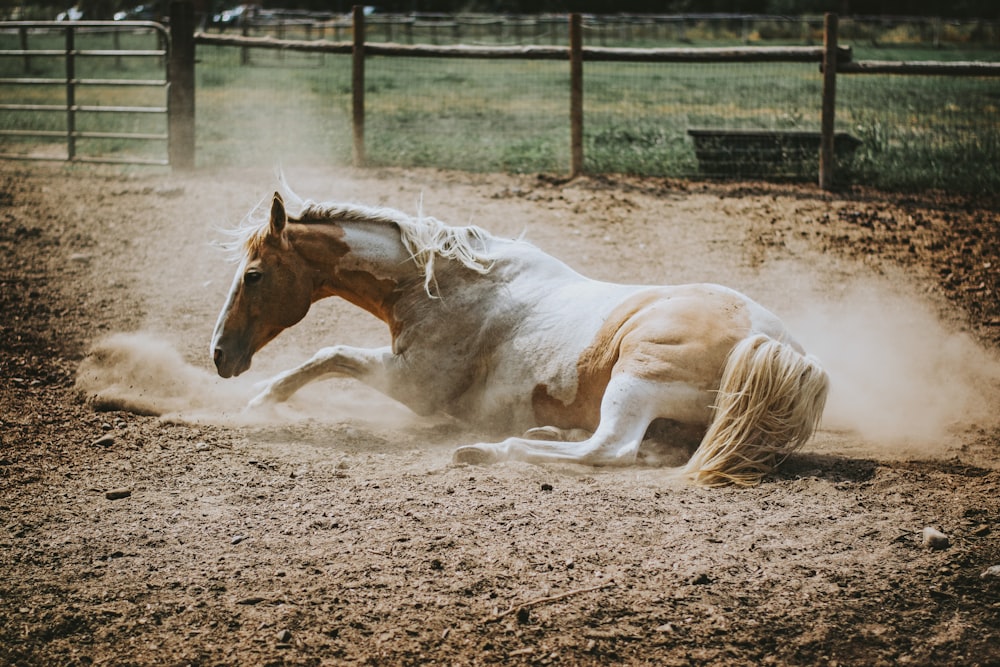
[[221, 183, 498, 296]]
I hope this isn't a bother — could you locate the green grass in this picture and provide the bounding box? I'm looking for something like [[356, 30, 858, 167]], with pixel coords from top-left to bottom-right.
[[362, 57, 569, 173], [193, 47, 353, 168], [838, 72, 1000, 191], [189, 44, 1000, 191], [2, 25, 998, 192]]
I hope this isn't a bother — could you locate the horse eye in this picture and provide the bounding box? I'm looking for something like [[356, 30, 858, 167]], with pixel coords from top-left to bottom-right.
[[244, 270, 263, 285]]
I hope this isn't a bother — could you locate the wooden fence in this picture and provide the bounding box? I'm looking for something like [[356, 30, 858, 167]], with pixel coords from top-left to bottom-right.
[[134, 5, 1000, 188]]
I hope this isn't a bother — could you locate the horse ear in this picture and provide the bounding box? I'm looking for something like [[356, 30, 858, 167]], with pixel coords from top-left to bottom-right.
[[269, 192, 287, 236]]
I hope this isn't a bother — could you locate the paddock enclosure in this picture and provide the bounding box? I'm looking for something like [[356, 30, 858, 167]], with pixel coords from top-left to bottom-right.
[[2, 11, 999, 191], [1, 161, 999, 665]]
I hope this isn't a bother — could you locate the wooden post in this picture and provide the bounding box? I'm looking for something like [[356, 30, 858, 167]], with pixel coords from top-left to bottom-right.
[[168, 0, 196, 170], [569, 13, 583, 178], [819, 13, 838, 190], [240, 17, 249, 65], [352, 5, 366, 167]]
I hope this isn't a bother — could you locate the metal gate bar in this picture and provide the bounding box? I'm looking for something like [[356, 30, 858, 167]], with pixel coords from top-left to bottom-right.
[[0, 20, 170, 165]]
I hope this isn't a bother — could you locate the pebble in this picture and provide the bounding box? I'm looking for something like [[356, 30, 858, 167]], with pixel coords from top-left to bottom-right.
[[981, 565, 1000, 579], [105, 488, 131, 500], [231, 535, 246, 545], [921, 527, 950, 550], [277, 629, 292, 642], [93, 435, 115, 448]]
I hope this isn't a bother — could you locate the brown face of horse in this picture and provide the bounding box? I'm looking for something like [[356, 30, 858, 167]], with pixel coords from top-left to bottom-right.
[[212, 193, 314, 378]]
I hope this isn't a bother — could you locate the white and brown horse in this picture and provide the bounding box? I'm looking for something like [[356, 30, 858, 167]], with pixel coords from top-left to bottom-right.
[[211, 186, 828, 486]]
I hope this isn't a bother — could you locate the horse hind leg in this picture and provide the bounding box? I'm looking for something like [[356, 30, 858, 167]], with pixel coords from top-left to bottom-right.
[[454, 374, 704, 467], [522, 425, 592, 442]]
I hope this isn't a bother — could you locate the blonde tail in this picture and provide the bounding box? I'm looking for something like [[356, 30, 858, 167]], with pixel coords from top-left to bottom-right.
[[679, 334, 829, 487]]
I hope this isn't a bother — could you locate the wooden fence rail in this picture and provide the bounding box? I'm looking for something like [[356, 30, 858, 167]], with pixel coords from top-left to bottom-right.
[[187, 8, 855, 186], [11, 3, 999, 188]]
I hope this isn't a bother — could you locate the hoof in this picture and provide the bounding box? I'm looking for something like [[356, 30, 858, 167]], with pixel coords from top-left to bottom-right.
[[453, 445, 497, 465]]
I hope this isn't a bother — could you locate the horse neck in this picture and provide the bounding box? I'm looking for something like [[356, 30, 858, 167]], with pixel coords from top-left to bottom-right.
[[288, 218, 414, 324]]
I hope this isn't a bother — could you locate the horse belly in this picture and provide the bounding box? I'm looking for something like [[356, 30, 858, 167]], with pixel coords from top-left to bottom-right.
[[460, 282, 638, 433]]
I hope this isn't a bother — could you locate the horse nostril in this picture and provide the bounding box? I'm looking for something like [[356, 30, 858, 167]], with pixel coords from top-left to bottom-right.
[[213, 346, 225, 368]]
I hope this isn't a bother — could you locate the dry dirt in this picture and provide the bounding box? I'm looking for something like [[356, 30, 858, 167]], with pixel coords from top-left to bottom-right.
[[2, 161, 999, 666]]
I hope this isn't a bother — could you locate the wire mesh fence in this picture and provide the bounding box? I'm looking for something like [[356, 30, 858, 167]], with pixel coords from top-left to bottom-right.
[[188, 14, 1000, 191], [194, 43, 352, 168], [581, 60, 830, 180], [363, 56, 570, 173], [3, 15, 999, 192], [839, 71, 1000, 193], [189, 47, 844, 182]]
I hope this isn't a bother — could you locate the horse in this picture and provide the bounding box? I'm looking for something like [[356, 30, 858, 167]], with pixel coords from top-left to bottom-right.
[[211, 185, 829, 486]]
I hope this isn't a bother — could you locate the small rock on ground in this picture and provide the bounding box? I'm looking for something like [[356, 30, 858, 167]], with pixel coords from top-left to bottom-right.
[[921, 527, 949, 550]]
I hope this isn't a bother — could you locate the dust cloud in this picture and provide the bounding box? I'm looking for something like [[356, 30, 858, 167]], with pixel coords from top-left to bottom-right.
[[786, 281, 1000, 455], [74, 332, 420, 429], [75, 332, 250, 420]]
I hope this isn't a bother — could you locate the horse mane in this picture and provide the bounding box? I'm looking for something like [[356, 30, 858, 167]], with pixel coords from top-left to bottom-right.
[[222, 181, 499, 297]]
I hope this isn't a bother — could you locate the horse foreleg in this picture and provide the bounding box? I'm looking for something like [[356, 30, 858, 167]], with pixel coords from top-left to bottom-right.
[[454, 375, 703, 467], [247, 345, 397, 409]]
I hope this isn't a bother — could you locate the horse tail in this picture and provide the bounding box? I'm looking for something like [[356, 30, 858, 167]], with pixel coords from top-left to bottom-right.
[[678, 334, 829, 487]]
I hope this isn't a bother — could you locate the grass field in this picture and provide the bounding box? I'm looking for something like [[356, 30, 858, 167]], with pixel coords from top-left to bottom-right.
[[1, 22, 998, 192]]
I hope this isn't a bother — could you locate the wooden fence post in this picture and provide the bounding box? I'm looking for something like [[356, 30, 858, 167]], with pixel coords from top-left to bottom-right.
[[352, 5, 366, 167], [168, 0, 196, 170], [819, 12, 838, 190], [569, 13, 583, 178], [240, 16, 249, 65]]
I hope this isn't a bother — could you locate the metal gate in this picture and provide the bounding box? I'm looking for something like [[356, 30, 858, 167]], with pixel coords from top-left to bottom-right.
[[0, 21, 170, 166]]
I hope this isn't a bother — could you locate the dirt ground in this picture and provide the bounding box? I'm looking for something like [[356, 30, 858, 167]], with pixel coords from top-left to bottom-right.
[[1, 161, 999, 666]]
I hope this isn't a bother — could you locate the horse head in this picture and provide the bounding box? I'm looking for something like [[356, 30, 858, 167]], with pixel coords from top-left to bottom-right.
[[211, 193, 314, 378]]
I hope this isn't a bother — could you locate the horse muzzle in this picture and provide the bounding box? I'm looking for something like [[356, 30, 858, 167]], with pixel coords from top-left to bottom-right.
[[213, 344, 252, 378]]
